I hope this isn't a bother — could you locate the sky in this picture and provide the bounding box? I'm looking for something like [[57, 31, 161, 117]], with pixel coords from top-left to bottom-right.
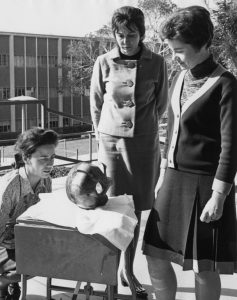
[[0, 0, 217, 37]]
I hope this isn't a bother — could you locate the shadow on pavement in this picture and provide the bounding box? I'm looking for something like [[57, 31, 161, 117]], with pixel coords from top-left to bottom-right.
[[26, 293, 71, 300], [221, 288, 237, 297], [177, 286, 237, 297], [22, 296, 46, 300], [22, 285, 237, 299], [142, 285, 237, 299]]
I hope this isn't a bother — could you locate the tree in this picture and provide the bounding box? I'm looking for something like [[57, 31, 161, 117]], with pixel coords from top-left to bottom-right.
[[64, 0, 237, 98], [138, 0, 177, 48], [63, 39, 99, 95], [63, 27, 114, 96], [210, 0, 237, 76], [138, 0, 178, 84], [91, 25, 113, 39], [63, 1, 177, 95]]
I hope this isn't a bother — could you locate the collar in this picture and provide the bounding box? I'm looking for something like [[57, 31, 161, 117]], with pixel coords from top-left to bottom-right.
[[189, 54, 218, 79], [108, 44, 152, 60], [18, 167, 45, 195]]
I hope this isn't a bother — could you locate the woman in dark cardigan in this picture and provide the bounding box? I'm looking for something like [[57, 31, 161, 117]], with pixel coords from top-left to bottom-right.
[[143, 6, 237, 300]]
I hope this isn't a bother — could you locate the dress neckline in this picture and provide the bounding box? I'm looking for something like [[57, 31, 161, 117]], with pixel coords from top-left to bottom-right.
[[119, 47, 142, 60], [188, 54, 218, 79]]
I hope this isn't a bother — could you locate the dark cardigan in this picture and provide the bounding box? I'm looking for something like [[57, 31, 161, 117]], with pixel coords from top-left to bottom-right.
[[163, 58, 237, 191]]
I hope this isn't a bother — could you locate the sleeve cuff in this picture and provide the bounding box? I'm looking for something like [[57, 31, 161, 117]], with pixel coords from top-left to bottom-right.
[[212, 178, 233, 196], [160, 158, 168, 169]]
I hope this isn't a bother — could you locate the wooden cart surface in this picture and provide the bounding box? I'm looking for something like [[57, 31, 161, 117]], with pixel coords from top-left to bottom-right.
[[15, 220, 135, 300]]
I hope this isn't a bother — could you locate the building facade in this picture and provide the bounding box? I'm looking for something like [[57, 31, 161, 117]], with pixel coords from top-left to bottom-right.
[[0, 32, 113, 133]]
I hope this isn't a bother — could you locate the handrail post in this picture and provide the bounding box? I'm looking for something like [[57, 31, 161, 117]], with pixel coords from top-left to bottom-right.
[[64, 139, 67, 157], [89, 133, 92, 162], [41, 103, 45, 129], [21, 104, 26, 133]]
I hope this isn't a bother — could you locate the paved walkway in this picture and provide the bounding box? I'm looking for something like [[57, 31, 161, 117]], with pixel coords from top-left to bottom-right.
[[20, 176, 237, 300]]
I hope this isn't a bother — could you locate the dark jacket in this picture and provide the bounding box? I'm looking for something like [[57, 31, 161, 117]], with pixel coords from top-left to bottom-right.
[[163, 64, 237, 195]]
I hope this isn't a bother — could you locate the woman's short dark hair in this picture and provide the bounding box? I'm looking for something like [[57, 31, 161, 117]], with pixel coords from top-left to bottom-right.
[[13, 127, 58, 168], [112, 6, 145, 39], [160, 6, 214, 49]]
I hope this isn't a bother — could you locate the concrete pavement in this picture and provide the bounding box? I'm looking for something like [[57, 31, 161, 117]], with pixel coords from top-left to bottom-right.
[[20, 176, 237, 300]]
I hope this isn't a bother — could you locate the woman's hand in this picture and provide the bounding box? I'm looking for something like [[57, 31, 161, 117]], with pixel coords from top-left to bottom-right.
[[154, 168, 166, 198], [200, 191, 226, 223]]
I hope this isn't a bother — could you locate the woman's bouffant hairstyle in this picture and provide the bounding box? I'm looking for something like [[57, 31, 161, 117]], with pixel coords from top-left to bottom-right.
[[13, 127, 58, 169], [160, 6, 214, 49], [112, 6, 145, 41]]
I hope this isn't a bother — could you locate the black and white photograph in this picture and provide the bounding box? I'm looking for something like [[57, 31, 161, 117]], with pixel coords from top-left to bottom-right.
[[0, 0, 237, 299]]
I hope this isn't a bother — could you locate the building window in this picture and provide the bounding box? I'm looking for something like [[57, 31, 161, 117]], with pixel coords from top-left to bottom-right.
[[0, 54, 9, 67], [63, 117, 70, 127], [39, 87, 47, 98], [26, 56, 36, 68], [14, 56, 24, 67], [37, 56, 47, 67], [0, 121, 10, 132], [49, 56, 57, 67], [0, 87, 10, 100], [37, 55, 57, 68], [26, 87, 35, 97], [49, 87, 57, 97], [3, 88, 10, 99], [49, 117, 58, 128], [15, 87, 25, 96], [14, 87, 35, 97], [15, 56, 56, 68]]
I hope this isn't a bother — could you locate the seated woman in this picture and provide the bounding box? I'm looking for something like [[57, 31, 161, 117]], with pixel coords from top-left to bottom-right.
[[0, 127, 58, 300]]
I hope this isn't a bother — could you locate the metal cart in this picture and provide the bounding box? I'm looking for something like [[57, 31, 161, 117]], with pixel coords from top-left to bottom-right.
[[15, 219, 136, 300]]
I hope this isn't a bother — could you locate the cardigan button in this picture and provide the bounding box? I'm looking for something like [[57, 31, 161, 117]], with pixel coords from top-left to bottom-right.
[[122, 120, 133, 128], [126, 80, 134, 87], [123, 99, 135, 107], [127, 62, 135, 68], [128, 100, 135, 107], [126, 120, 133, 128]]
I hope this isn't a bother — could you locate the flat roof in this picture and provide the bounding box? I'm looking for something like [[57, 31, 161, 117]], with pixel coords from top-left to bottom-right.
[[0, 31, 113, 41]]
